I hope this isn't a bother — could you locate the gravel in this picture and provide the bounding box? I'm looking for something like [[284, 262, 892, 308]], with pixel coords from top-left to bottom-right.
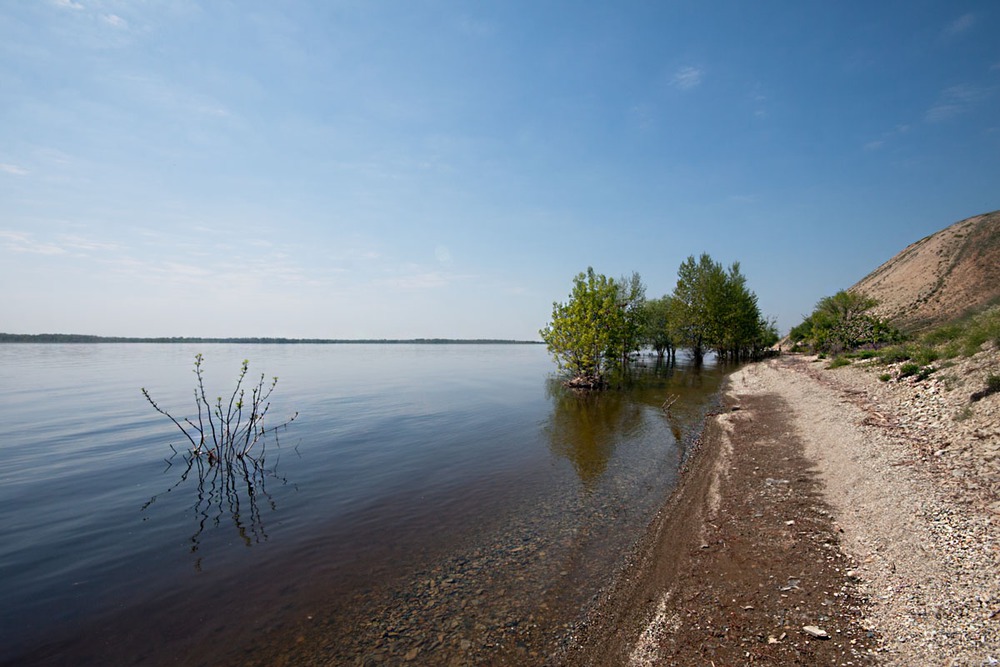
[[735, 350, 1000, 666]]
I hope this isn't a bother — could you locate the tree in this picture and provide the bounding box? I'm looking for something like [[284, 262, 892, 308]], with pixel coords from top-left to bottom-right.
[[540, 268, 624, 387], [613, 271, 647, 367], [642, 295, 676, 359], [670, 254, 727, 362], [792, 290, 899, 353], [668, 254, 774, 362], [542, 259, 775, 383]]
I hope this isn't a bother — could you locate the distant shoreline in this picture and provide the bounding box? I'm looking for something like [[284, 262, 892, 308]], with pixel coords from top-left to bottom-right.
[[0, 334, 543, 345]]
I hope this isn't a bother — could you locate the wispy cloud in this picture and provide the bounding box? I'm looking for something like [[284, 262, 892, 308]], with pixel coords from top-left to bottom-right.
[[749, 85, 768, 119], [0, 230, 122, 257], [52, 0, 84, 10], [378, 262, 477, 291], [944, 13, 975, 38], [0, 231, 68, 255], [115, 74, 232, 121], [671, 66, 704, 91], [102, 14, 128, 29], [434, 245, 452, 264], [925, 83, 986, 122], [58, 234, 119, 252], [863, 124, 911, 152], [0, 163, 28, 176], [384, 270, 451, 290], [629, 104, 655, 130]]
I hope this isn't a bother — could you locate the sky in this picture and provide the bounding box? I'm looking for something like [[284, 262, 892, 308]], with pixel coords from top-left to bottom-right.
[[2, 1, 998, 340]]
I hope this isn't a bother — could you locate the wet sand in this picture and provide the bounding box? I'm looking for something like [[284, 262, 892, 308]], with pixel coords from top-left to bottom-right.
[[570, 352, 1000, 665], [566, 356, 877, 665]]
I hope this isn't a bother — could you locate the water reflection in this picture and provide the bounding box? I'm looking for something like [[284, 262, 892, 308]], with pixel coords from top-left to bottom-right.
[[141, 433, 296, 568], [545, 354, 725, 486], [545, 380, 643, 486]]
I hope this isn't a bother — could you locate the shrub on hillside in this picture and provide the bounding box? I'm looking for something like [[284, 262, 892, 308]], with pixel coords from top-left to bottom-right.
[[827, 356, 852, 369], [879, 345, 913, 364]]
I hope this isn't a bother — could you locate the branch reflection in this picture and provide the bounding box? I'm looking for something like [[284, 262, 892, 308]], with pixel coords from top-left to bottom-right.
[[141, 429, 296, 568]]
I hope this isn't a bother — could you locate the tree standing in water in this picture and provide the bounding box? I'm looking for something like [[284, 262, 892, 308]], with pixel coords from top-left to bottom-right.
[[540, 267, 626, 387]]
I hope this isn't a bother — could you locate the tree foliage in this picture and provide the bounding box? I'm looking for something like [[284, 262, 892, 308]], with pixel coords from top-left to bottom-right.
[[665, 254, 776, 362], [539, 268, 628, 386], [642, 295, 676, 359], [541, 256, 776, 386], [613, 271, 648, 367], [790, 290, 901, 353]]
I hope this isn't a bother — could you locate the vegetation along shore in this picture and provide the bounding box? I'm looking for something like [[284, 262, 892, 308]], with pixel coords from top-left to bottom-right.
[[565, 212, 1000, 664]]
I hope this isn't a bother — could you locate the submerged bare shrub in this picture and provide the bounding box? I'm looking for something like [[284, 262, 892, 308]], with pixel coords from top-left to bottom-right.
[[141, 355, 299, 558], [142, 354, 297, 463]]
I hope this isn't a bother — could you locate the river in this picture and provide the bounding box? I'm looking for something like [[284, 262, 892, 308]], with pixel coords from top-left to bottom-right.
[[0, 343, 726, 665]]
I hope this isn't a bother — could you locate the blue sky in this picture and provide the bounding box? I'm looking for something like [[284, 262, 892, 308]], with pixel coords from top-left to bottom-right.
[[2, 1, 998, 339]]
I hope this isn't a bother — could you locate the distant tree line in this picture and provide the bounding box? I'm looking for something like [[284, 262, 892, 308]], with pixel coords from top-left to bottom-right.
[[540, 253, 778, 387], [0, 334, 543, 345]]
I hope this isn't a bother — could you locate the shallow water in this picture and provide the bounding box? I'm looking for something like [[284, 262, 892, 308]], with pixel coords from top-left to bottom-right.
[[0, 344, 726, 664]]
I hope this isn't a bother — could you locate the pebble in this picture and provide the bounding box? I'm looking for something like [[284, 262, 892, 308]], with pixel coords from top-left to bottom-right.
[[788, 347, 1000, 666], [803, 625, 830, 639]]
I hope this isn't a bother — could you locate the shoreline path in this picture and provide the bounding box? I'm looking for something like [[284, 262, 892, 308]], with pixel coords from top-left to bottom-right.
[[569, 354, 999, 666]]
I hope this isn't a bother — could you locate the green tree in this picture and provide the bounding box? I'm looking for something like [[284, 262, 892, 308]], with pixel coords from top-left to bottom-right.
[[712, 262, 773, 361], [642, 295, 676, 359], [670, 254, 727, 362], [612, 271, 648, 367], [669, 254, 773, 362], [540, 268, 624, 386], [792, 290, 899, 353]]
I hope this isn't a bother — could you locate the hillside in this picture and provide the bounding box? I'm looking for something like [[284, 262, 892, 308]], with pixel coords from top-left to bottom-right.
[[850, 210, 1000, 332]]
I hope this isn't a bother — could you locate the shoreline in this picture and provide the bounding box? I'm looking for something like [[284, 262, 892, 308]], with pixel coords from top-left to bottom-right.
[[568, 353, 999, 665], [12, 351, 996, 665]]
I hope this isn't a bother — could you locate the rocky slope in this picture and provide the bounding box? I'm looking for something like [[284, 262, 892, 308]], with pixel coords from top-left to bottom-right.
[[850, 210, 1000, 332], [776, 353, 1000, 665]]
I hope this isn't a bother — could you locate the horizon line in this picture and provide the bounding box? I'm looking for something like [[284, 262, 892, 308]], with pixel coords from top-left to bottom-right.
[[0, 333, 544, 345]]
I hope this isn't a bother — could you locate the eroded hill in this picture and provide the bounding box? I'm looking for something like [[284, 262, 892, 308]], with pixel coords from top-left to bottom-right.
[[851, 210, 1000, 332]]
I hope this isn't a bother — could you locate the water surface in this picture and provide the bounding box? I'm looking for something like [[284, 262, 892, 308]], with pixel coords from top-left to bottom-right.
[[0, 344, 726, 664]]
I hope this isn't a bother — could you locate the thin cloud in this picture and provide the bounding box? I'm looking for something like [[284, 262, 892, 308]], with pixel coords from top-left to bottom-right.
[[750, 90, 768, 119], [103, 14, 128, 29], [671, 66, 704, 91], [944, 13, 975, 37], [629, 104, 655, 131], [434, 245, 453, 264], [52, 0, 84, 10], [925, 83, 985, 122], [57, 234, 119, 252], [0, 163, 28, 176], [0, 231, 68, 255], [114, 73, 232, 122], [385, 270, 451, 290], [863, 123, 913, 151]]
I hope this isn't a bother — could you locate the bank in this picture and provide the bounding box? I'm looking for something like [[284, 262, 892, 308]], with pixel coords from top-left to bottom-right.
[[566, 353, 1000, 665]]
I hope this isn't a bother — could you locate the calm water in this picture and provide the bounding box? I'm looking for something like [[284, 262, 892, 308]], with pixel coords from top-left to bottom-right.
[[0, 344, 727, 665]]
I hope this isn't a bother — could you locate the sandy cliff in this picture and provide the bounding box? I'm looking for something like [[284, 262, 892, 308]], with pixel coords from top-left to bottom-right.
[[851, 210, 1000, 332]]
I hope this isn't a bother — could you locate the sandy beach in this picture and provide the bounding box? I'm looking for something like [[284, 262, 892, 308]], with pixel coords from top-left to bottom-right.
[[569, 353, 1000, 666]]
